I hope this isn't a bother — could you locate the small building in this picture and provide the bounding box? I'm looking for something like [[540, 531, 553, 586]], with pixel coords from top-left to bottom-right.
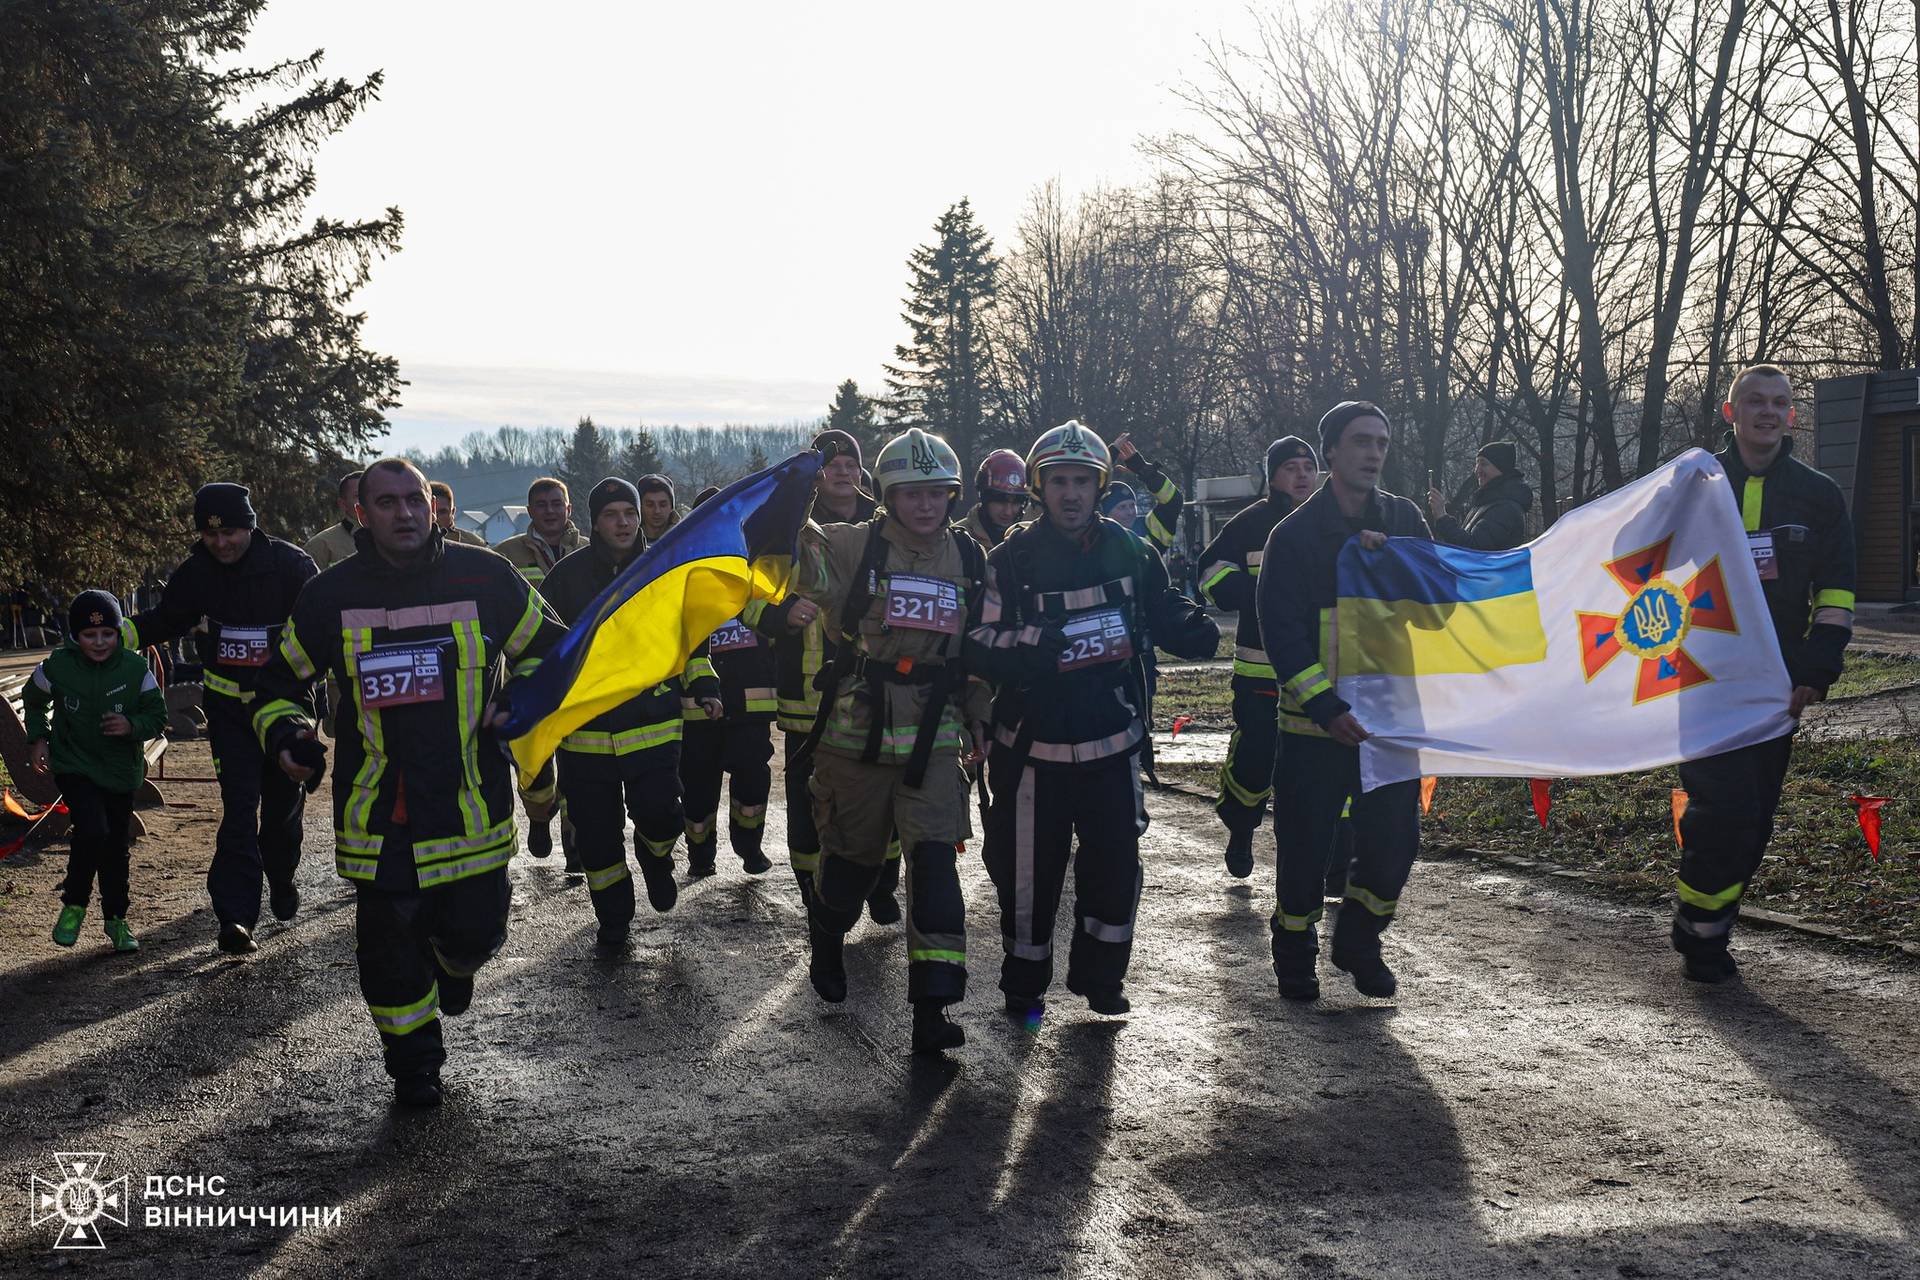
[[1192, 474, 1262, 549], [478, 506, 530, 546], [1813, 370, 1920, 602]]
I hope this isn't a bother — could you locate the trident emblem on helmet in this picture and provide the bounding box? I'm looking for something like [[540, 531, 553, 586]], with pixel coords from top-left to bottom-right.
[[911, 435, 938, 475]]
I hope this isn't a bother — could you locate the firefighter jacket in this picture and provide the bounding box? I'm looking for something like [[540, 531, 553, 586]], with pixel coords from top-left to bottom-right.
[[1715, 434, 1855, 692], [496, 524, 586, 589], [303, 520, 358, 572], [747, 489, 878, 732], [969, 516, 1217, 766], [686, 612, 778, 723], [797, 514, 991, 767], [1431, 473, 1533, 551], [1197, 490, 1300, 681], [1121, 451, 1185, 552], [24, 643, 168, 794], [540, 533, 718, 778], [1258, 482, 1430, 738], [252, 527, 566, 890], [126, 530, 316, 715], [963, 503, 1013, 551]]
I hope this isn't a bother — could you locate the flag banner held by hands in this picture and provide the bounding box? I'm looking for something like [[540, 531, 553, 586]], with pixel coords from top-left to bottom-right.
[[1340, 449, 1795, 791], [499, 452, 822, 782]]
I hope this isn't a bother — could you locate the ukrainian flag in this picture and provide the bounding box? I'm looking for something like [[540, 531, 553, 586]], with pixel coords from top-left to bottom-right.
[[500, 451, 821, 780], [1337, 539, 1548, 677]]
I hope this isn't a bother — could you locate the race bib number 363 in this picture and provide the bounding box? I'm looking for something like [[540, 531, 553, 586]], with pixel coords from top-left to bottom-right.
[[216, 626, 270, 667], [884, 575, 961, 636], [359, 644, 446, 708], [1058, 608, 1133, 673]]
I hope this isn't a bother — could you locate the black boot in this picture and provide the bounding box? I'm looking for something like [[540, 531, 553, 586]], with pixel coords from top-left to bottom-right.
[[1330, 906, 1397, 998], [733, 824, 772, 875], [637, 853, 679, 913], [867, 889, 901, 926], [1224, 827, 1254, 879], [1272, 924, 1320, 1001], [808, 907, 847, 1003], [217, 922, 257, 955], [393, 1071, 442, 1109], [594, 922, 630, 956], [686, 834, 718, 878], [268, 880, 300, 922], [912, 1001, 966, 1054], [527, 821, 553, 859], [1004, 992, 1046, 1022], [1066, 978, 1130, 1016], [438, 973, 474, 1016]]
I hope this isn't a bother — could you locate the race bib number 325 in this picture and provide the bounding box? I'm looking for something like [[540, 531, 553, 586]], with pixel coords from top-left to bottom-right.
[[884, 575, 962, 636], [359, 644, 446, 708], [1058, 608, 1133, 673]]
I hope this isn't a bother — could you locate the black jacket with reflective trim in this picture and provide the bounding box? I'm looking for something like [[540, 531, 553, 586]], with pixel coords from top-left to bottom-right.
[[541, 534, 719, 774], [969, 516, 1217, 764], [127, 529, 316, 713], [748, 488, 879, 730], [254, 528, 566, 886], [1197, 490, 1299, 672], [1715, 434, 1855, 691], [1258, 482, 1431, 733]]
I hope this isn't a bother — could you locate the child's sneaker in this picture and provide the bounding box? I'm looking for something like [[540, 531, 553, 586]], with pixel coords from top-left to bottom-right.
[[52, 904, 85, 947], [104, 917, 140, 953]]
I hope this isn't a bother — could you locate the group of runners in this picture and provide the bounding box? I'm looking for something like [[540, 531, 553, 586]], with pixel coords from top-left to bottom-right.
[[23, 361, 1854, 1107]]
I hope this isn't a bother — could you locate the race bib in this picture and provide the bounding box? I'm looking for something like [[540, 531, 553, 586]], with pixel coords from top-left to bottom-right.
[[1057, 607, 1134, 673], [709, 617, 758, 652], [215, 626, 270, 667], [884, 574, 962, 636], [1747, 531, 1778, 581], [358, 643, 446, 709]]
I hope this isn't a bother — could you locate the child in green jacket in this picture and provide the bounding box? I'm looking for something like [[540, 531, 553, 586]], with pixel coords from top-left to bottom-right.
[[24, 590, 168, 952]]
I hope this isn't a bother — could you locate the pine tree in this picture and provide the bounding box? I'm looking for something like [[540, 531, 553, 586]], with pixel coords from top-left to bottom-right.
[[825, 379, 882, 459], [884, 199, 999, 472], [560, 416, 613, 498], [0, 2, 402, 588], [745, 443, 770, 473], [618, 426, 666, 479]]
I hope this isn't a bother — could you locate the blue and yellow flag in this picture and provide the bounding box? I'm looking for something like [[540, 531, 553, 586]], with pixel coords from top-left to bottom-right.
[[1337, 539, 1548, 677], [500, 451, 821, 780]]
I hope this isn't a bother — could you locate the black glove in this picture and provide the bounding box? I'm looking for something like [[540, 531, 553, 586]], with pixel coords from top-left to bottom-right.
[[286, 734, 328, 794], [1791, 622, 1851, 694], [1019, 626, 1072, 681]]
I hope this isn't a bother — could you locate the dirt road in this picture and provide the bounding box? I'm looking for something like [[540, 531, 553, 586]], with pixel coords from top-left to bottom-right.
[[4, 740, 1917, 1275]]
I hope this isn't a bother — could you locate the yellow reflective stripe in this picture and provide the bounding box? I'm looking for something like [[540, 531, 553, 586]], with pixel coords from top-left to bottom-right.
[[119, 618, 141, 650], [686, 655, 717, 685], [202, 670, 255, 702], [335, 851, 379, 881], [561, 720, 684, 754], [1741, 476, 1764, 532], [910, 949, 967, 965], [790, 848, 821, 873], [1145, 512, 1174, 548], [504, 591, 543, 660], [279, 627, 318, 680], [585, 860, 631, 892], [453, 620, 487, 837], [252, 698, 306, 749], [1814, 589, 1855, 611], [368, 983, 440, 1036], [1344, 884, 1398, 917], [1676, 877, 1743, 911], [1273, 906, 1323, 932], [414, 819, 516, 862], [729, 802, 767, 829], [416, 842, 513, 888], [639, 829, 677, 859], [342, 628, 384, 838], [1284, 664, 1332, 702], [520, 565, 547, 585], [1233, 658, 1278, 680], [512, 657, 542, 678], [1199, 563, 1238, 602]]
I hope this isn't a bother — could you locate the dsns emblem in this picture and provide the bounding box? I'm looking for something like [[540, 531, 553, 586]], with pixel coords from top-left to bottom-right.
[[910, 436, 939, 475]]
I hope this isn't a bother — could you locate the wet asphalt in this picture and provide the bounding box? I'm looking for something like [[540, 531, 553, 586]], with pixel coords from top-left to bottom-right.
[[3, 738, 1917, 1276]]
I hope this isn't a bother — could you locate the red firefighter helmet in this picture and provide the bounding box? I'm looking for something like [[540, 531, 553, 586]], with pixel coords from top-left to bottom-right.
[[974, 448, 1028, 501]]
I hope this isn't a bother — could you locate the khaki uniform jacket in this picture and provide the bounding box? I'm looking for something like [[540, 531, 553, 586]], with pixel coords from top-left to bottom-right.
[[798, 516, 990, 765], [443, 525, 489, 547], [496, 525, 586, 588], [304, 520, 359, 572]]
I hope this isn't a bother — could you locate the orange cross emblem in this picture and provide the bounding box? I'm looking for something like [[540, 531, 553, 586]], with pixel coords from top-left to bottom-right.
[[1577, 535, 1739, 704]]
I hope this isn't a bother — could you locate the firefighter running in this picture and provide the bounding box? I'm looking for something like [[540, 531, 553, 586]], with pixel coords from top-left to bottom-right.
[[255, 458, 567, 1108], [1197, 435, 1320, 877], [970, 421, 1218, 1019], [126, 482, 317, 955], [792, 427, 989, 1054]]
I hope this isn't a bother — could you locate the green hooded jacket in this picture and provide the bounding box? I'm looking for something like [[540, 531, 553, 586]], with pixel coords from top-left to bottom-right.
[[23, 643, 167, 793]]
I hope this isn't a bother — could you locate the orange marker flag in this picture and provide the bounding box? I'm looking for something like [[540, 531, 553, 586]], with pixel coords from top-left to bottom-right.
[[1169, 714, 1194, 739], [1848, 795, 1890, 860], [1419, 776, 1437, 815], [1529, 778, 1552, 828], [1671, 789, 1688, 848]]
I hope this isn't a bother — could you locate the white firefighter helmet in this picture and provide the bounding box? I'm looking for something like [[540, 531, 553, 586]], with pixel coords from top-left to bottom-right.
[[873, 427, 963, 497], [1024, 419, 1111, 496]]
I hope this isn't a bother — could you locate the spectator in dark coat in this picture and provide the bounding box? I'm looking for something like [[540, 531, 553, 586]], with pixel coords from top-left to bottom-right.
[[1427, 441, 1533, 551]]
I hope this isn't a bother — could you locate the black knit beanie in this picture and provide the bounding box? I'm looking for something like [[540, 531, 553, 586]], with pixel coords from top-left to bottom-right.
[[588, 477, 641, 523], [193, 482, 256, 533], [68, 589, 123, 637], [1477, 441, 1519, 476], [634, 473, 676, 504], [1265, 435, 1318, 481], [812, 430, 861, 469]]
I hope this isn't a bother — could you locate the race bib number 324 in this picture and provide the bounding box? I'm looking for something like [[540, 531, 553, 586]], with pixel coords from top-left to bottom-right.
[[1058, 608, 1133, 673], [358, 644, 446, 708]]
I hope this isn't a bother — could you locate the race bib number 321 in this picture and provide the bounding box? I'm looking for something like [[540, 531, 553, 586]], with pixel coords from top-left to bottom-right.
[[1058, 608, 1133, 673], [884, 575, 962, 636], [358, 644, 446, 708]]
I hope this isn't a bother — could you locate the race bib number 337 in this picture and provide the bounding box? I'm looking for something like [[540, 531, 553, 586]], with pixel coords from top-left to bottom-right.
[[358, 644, 446, 708]]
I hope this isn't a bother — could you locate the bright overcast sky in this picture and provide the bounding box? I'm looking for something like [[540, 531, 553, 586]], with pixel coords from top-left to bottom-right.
[[243, 0, 1268, 450]]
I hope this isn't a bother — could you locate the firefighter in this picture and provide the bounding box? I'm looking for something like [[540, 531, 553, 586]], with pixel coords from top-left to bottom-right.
[[636, 473, 679, 544], [1673, 364, 1854, 983], [541, 478, 721, 951], [497, 476, 586, 862], [745, 429, 901, 923], [1258, 402, 1430, 1002], [1096, 433, 1185, 553], [970, 421, 1218, 1019], [125, 483, 316, 955], [963, 449, 1030, 549], [794, 427, 989, 1053], [303, 470, 362, 572], [680, 486, 777, 878], [1198, 436, 1320, 877], [256, 458, 566, 1107], [430, 481, 489, 546]]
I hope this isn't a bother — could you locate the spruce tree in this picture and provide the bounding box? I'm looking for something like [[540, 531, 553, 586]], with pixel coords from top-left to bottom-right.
[[618, 427, 666, 479], [884, 199, 999, 472], [825, 378, 882, 459], [561, 416, 614, 496]]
